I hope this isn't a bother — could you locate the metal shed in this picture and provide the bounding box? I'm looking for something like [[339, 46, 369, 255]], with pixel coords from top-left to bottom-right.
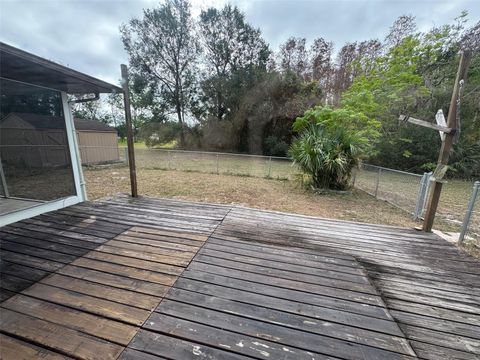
[[74, 118, 119, 165], [0, 113, 120, 167]]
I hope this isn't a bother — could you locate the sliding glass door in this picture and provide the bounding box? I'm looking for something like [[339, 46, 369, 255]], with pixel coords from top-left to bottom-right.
[[0, 78, 77, 216]]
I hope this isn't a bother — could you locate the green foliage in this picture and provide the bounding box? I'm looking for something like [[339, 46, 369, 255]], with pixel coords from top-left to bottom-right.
[[195, 4, 270, 122], [290, 106, 379, 189], [139, 122, 183, 148], [121, 0, 199, 147], [264, 136, 289, 157]]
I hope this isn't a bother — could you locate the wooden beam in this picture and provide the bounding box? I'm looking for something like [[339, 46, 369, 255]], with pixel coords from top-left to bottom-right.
[[423, 50, 471, 232], [121, 64, 138, 198], [398, 115, 453, 133]]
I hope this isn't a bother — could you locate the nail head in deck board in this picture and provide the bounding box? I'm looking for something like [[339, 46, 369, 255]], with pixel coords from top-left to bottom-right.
[[180, 270, 391, 320], [21, 282, 151, 326], [41, 274, 162, 310], [58, 265, 169, 297], [0, 309, 124, 360], [0, 334, 72, 360], [1, 294, 138, 345], [159, 293, 412, 355], [172, 277, 404, 336]]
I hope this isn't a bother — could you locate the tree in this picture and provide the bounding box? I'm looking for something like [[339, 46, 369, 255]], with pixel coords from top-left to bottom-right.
[[278, 37, 308, 79], [331, 42, 358, 101], [121, 0, 199, 147], [72, 98, 111, 124], [385, 15, 417, 48], [197, 4, 270, 121], [310, 37, 333, 85]]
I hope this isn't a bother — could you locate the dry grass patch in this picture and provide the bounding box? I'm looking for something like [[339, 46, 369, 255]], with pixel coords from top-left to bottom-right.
[[84, 167, 419, 228]]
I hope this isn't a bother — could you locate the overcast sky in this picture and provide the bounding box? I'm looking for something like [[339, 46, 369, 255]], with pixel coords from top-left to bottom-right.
[[0, 0, 478, 85]]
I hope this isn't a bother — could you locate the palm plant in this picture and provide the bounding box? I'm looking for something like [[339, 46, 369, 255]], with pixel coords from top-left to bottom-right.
[[290, 106, 378, 190]]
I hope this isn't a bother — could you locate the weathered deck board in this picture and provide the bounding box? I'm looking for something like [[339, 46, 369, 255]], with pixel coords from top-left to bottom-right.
[[0, 195, 479, 360], [213, 207, 480, 360], [129, 238, 416, 360], [0, 196, 228, 360]]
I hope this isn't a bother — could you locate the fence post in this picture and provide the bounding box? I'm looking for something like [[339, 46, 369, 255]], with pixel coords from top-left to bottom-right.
[[459, 181, 480, 243], [267, 156, 272, 178], [421, 172, 433, 216], [124, 147, 129, 166], [374, 167, 381, 198], [216, 154, 219, 174], [414, 172, 430, 220]]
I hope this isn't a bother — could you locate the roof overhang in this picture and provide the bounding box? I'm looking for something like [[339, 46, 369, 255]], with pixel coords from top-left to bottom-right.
[[0, 42, 123, 94]]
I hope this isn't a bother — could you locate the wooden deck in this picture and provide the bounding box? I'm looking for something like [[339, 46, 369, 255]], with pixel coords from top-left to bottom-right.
[[0, 195, 479, 359]]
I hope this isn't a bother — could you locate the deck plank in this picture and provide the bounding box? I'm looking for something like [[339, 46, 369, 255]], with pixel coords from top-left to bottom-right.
[[1, 195, 479, 359], [0, 309, 124, 360]]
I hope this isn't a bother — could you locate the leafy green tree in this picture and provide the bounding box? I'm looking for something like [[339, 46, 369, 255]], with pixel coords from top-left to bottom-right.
[[121, 0, 199, 147], [197, 4, 270, 121]]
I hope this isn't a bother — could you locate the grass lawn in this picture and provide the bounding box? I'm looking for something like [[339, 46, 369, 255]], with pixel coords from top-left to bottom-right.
[[84, 149, 479, 257], [85, 166, 420, 228]]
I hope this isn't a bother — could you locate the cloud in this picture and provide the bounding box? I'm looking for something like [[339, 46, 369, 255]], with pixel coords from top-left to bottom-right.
[[0, 0, 478, 85]]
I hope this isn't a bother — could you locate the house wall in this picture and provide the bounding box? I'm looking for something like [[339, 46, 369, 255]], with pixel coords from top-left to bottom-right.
[[77, 131, 120, 165]]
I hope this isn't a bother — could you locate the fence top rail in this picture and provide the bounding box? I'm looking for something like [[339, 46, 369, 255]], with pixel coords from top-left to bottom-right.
[[361, 163, 423, 178], [143, 147, 293, 161]]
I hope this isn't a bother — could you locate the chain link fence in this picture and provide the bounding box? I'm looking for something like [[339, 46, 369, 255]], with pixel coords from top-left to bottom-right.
[[353, 163, 480, 242], [352, 163, 431, 218], [125, 148, 301, 180], [459, 181, 480, 243], [100, 146, 479, 241]]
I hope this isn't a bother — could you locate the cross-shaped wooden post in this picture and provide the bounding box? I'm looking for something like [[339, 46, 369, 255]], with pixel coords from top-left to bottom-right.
[[399, 50, 471, 232]]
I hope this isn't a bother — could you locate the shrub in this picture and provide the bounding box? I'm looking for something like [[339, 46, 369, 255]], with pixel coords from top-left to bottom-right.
[[290, 106, 379, 190], [264, 136, 289, 157]]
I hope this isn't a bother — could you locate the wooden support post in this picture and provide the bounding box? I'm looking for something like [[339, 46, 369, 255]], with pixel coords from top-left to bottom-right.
[[121, 64, 138, 197], [422, 51, 471, 231]]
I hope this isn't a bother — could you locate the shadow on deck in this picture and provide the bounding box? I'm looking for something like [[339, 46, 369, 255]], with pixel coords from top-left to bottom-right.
[[0, 194, 479, 359]]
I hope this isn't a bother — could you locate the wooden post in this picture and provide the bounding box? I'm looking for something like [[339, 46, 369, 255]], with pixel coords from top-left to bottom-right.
[[422, 51, 471, 231], [121, 64, 138, 197]]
